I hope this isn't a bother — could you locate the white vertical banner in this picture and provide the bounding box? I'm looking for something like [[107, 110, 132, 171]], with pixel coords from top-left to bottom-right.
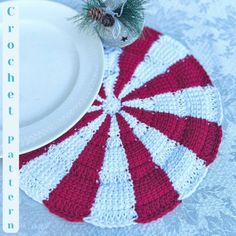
[[2, 3, 20, 234]]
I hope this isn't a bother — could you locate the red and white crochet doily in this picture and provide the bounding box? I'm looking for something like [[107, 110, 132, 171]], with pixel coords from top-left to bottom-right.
[[20, 28, 223, 228]]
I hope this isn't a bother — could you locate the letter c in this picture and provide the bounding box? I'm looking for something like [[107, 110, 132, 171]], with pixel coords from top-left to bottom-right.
[[7, 7, 15, 16]]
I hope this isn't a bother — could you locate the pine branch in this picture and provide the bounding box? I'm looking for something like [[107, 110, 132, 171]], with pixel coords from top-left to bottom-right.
[[72, 0, 146, 36], [114, 0, 147, 35], [72, 0, 106, 32]]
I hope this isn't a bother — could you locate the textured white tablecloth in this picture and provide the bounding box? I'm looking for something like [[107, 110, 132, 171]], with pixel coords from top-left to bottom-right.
[[0, 0, 236, 235]]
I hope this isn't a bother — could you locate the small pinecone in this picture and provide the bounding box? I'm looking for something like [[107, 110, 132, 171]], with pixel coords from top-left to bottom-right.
[[101, 14, 115, 27], [88, 7, 103, 21], [88, 7, 115, 27]]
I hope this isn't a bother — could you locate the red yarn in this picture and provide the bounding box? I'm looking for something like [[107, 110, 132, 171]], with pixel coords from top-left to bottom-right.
[[123, 107, 222, 165], [117, 114, 180, 223], [43, 116, 111, 221], [122, 55, 212, 102]]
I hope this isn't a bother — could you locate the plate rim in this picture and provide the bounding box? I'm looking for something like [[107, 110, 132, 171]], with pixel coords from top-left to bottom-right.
[[0, 0, 105, 155]]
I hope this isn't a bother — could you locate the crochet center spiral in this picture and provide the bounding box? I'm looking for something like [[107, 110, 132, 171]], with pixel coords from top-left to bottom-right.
[[19, 27, 223, 228]]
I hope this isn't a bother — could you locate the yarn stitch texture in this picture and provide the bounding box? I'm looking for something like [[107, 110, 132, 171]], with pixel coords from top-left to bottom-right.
[[19, 27, 223, 228]]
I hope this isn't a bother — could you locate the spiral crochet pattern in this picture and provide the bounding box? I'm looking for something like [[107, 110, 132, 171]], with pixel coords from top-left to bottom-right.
[[20, 27, 223, 228]]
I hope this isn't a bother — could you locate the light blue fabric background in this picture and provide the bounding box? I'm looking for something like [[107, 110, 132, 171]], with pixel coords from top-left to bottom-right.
[[1, 0, 236, 235]]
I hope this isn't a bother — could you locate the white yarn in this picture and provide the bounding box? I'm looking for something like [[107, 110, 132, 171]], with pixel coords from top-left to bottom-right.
[[123, 85, 222, 124], [85, 115, 137, 227]]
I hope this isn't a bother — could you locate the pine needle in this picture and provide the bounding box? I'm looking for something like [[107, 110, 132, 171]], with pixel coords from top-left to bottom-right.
[[115, 0, 147, 35]]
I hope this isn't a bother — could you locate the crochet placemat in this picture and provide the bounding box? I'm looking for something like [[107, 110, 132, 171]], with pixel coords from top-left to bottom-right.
[[19, 27, 223, 228]]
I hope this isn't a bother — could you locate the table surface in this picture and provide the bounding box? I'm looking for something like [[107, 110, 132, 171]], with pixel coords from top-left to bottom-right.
[[0, 0, 236, 235]]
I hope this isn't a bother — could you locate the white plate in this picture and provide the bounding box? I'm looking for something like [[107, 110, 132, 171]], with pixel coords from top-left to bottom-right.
[[0, 0, 104, 154]]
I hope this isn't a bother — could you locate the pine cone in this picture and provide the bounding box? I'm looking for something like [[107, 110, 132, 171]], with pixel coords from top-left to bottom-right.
[[88, 7, 103, 22], [88, 7, 115, 27], [102, 14, 115, 27]]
